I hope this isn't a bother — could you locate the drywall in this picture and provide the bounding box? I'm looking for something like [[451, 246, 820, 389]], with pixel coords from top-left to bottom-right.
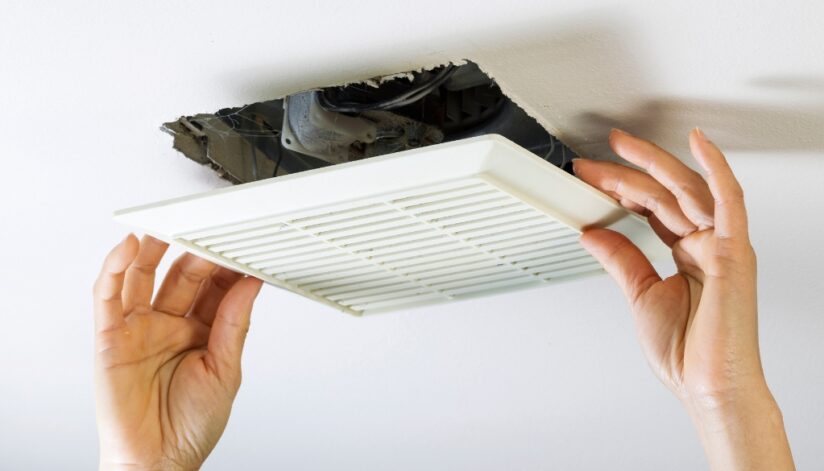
[[0, 1, 822, 469]]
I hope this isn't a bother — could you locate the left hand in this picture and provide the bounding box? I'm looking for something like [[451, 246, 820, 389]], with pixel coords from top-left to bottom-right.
[[93, 234, 263, 470]]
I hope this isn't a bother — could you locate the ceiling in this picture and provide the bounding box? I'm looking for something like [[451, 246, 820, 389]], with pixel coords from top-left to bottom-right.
[[1, 1, 822, 469]]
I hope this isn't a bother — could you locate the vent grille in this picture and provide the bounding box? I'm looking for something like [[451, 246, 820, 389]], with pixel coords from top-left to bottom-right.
[[176, 178, 601, 314], [116, 135, 666, 315]]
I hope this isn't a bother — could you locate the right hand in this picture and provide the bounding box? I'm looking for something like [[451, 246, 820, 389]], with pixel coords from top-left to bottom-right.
[[573, 128, 794, 470]]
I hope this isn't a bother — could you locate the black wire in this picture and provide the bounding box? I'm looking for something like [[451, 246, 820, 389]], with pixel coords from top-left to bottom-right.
[[273, 136, 284, 177], [317, 65, 457, 113]]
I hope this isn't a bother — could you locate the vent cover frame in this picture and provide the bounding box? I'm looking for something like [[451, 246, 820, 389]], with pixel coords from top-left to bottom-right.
[[115, 135, 667, 315]]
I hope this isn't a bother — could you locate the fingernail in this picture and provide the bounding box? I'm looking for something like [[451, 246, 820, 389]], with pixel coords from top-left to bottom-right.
[[119, 233, 133, 246], [693, 127, 707, 140], [611, 127, 631, 137]]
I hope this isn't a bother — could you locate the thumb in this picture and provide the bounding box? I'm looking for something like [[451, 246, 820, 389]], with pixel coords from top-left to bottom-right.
[[207, 277, 264, 383], [580, 228, 661, 308]]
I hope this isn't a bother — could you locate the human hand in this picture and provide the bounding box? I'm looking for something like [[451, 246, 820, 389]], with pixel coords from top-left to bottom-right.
[[93, 234, 263, 470], [574, 129, 794, 470]]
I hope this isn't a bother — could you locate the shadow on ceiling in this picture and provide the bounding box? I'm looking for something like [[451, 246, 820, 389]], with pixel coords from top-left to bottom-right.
[[574, 97, 824, 157], [219, 13, 824, 160]]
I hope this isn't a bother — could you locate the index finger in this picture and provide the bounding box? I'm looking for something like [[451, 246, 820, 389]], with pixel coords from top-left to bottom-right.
[[93, 234, 139, 332], [122, 235, 169, 312]]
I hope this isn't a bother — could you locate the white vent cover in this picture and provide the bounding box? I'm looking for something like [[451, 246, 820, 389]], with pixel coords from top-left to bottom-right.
[[115, 135, 667, 315]]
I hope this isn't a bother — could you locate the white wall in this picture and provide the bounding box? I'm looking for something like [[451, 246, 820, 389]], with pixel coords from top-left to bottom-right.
[[1, 1, 822, 469]]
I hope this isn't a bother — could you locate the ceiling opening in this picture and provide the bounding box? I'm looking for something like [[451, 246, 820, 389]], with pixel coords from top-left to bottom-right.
[[161, 61, 577, 184]]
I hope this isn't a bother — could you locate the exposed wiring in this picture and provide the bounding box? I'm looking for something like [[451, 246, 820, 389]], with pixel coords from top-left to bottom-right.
[[543, 135, 557, 161], [273, 135, 284, 177], [317, 65, 458, 113]]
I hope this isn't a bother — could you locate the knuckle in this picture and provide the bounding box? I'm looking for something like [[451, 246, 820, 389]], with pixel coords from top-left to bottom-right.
[[179, 270, 203, 285], [744, 244, 757, 267], [714, 238, 756, 268], [673, 176, 702, 200], [609, 174, 625, 194], [687, 168, 705, 183], [212, 273, 237, 291], [128, 263, 156, 276], [720, 182, 746, 204], [642, 193, 660, 212], [645, 189, 676, 213]]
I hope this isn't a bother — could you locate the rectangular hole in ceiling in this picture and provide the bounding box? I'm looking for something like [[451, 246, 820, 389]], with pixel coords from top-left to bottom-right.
[[161, 60, 577, 184]]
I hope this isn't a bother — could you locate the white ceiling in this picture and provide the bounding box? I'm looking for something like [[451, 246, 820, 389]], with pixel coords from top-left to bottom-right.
[[1, 1, 822, 469]]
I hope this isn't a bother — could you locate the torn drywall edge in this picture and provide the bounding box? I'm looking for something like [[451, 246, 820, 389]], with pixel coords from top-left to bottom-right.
[[168, 57, 564, 148], [467, 59, 569, 151], [163, 59, 577, 186]]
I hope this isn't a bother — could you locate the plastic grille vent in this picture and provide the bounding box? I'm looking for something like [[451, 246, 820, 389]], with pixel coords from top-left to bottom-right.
[[116, 135, 666, 316], [176, 178, 601, 314]]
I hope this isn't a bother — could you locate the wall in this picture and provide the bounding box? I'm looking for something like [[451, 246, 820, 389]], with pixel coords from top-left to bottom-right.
[[0, 1, 822, 469]]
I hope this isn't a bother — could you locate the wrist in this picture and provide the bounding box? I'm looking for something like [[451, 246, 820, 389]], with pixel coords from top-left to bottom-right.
[[99, 457, 194, 471], [682, 382, 795, 470], [681, 378, 777, 429]]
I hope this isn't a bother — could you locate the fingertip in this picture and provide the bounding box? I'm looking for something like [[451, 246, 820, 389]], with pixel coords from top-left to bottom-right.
[[610, 128, 633, 138], [571, 158, 583, 175], [607, 128, 622, 151], [579, 228, 596, 248], [244, 276, 264, 297], [106, 233, 139, 272], [123, 232, 138, 248], [124, 232, 139, 255], [579, 228, 614, 254], [142, 233, 170, 248], [608, 127, 633, 146], [688, 127, 704, 153], [579, 235, 597, 256], [688, 127, 722, 171]]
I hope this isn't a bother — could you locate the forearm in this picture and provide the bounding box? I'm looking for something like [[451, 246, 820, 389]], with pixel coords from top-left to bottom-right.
[[685, 386, 795, 471]]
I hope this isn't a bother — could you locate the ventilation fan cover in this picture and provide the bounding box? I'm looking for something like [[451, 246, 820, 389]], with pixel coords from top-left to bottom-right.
[[115, 135, 667, 315]]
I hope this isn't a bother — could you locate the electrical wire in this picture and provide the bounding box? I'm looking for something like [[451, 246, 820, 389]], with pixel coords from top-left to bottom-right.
[[273, 134, 284, 177], [543, 135, 557, 161], [317, 65, 458, 113]]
